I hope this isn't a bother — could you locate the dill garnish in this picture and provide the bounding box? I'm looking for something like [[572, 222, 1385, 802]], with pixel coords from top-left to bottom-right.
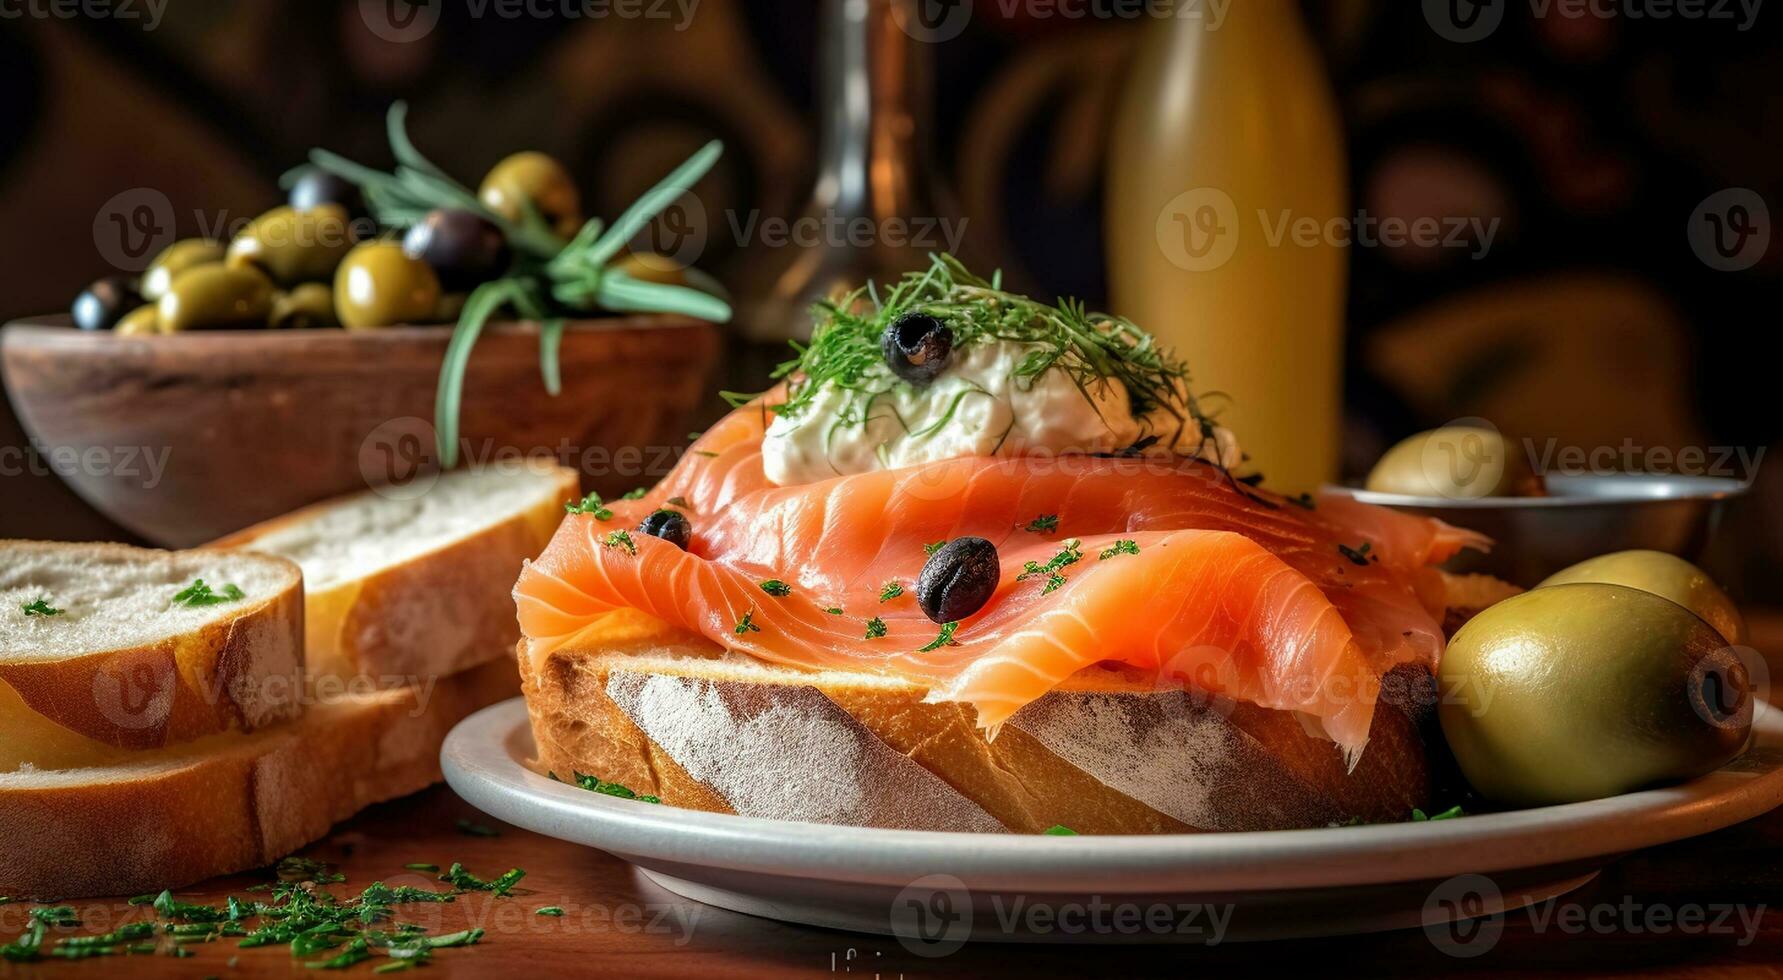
[[1097, 540, 1140, 560], [19, 597, 61, 617], [924, 540, 947, 557], [864, 617, 888, 639], [1017, 539, 1083, 595], [917, 622, 959, 653], [763, 254, 1222, 458], [759, 580, 793, 597], [824, 606, 844, 616], [1024, 514, 1060, 534], [1338, 542, 1374, 566], [603, 530, 637, 555], [734, 610, 761, 635], [620, 488, 648, 500], [564, 492, 613, 519], [879, 582, 905, 602]]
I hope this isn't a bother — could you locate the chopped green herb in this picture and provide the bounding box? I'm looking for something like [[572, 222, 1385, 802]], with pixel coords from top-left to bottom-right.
[[1097, 539, 1140, 560], [620, 487, 648, 500], [454, 818, 499, 838], [823, 606, 844, 616], [171, 580, 245, 607], [402, 864, 438, 873], [439, 864, 525, 897], [666, 496, 691, 510], [734, 610, 761, 635], [924, 540, 947, 557], [879, 581, 905, 602], [1042, 825, 1079, 836], [1412, 805, 1465, 822], [603, 529, 637, 555], [917, 621, 959, 653], [864, 617, 888, 640], [1338, 541, 1374, 566], [564, 492, 613, 519], [759, 579, 793, 597], [1024, 514, 1060, 534], [1017, 538, 1083, 595], [568, 770, 660, 804], [535, 907, 565, 917], [19, 597, 62, 617]]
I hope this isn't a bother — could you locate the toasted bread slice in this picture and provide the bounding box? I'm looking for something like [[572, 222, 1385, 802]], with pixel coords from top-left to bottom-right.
[[215, 462, 578, 683], [0, 542, 304, 772], [518, 613, 1437, 834], [0, 658, 519, 900]]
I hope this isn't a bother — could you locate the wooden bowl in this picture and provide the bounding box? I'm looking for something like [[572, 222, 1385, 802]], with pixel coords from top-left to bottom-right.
[[1, 316, 719, 547]]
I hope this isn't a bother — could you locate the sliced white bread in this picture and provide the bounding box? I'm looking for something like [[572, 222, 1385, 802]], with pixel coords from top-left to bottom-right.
[[0, 658, 519, 900], [215, 462, 579, 683], [0, 542, 304, 773], [518, 613, 1437, 835]]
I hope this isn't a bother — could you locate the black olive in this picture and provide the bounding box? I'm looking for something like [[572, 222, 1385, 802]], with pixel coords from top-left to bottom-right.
[[71, 275, 142, 331], [638, 509, 692, 550], [916, 537, 1000, 624], [402, 209, 512, 291], [882, 312, 954, 385], [288, 166, 364, 215]]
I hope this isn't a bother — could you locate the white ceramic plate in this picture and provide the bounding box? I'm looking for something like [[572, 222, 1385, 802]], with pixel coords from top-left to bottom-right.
[[442, 699, 1783, 945]]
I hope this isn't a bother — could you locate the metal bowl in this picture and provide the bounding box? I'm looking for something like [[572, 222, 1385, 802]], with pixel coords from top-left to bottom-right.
[[1323, 474, 1750, 586]]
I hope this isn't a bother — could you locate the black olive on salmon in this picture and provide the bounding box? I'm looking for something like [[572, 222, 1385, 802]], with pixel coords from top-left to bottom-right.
[[882, 311, 954, 385], [638, 509, 692, 550], [916, 537, 999, 624]]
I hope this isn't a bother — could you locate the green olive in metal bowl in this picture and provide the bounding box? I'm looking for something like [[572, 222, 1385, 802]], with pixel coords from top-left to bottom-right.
[[156, 264, 275, 332], [1439, 583, 1751, 807], [1538, 550, 1745, 647], [1365, 425, 1542, 499], [225, 204, 357, 287]]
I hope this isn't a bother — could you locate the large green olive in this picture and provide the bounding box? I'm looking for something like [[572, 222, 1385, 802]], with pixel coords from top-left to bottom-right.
[[268, 282, 339, 330], [1365, 425, 1542, 498], [1539, 550, 1745, 647], [141, 238, 225, 300], [1439, 583, 1750, 807], [226, 204, 357, 286], [114, 304, 160, 336], [334, 241, 442, 330], [479, 151, 582, 239], [157, 264, 274, 331]]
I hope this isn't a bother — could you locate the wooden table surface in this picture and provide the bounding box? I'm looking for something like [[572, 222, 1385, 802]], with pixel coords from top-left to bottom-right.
[[5, 615, 1781, 979]]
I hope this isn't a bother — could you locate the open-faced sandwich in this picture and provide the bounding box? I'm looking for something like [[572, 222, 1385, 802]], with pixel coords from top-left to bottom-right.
[[514, 257, 1528, 833]]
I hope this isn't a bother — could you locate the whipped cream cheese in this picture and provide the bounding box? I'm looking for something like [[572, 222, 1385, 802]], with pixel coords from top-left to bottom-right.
[[761, 340, 1241, 486]]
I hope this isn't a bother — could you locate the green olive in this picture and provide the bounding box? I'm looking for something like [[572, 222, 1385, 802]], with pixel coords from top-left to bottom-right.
[[226, 204, 357, 286], [141, 239, 225, 300], [612, 252, 688, 286], [114, 304, 161, 336], [1365, 425, 1541, 498], [157, 264, 274, 332], [479, 151, 582, 239], [334, 241, 442, 330], [1439, 583, 1750, 807], [268, 282, 339, 330], [1539, 550, 1744, 646]]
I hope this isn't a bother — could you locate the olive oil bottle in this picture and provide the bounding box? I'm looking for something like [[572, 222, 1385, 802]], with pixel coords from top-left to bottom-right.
[[1106, 0, 1347, 493]]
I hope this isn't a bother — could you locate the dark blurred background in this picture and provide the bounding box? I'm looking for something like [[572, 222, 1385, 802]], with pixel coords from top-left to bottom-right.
[[2, 0, 1780, 599]]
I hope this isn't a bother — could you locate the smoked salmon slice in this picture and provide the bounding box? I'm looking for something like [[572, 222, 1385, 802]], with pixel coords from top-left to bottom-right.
[[516, 403, 1487, 758]]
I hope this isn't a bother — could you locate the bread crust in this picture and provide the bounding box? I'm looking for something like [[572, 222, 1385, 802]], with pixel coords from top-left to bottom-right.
[[215, 466, 577, 682], [0, 542, 304, 769], [518, 619, 1436, 834], [0, 659, 519, 900]]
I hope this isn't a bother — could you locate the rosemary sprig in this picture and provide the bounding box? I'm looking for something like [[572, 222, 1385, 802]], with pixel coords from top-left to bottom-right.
[[308, 103, 733, 467]]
